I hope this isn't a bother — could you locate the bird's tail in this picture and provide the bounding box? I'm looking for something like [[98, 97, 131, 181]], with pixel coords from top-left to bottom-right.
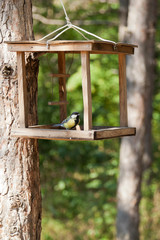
[[52, 123, 62, 127]]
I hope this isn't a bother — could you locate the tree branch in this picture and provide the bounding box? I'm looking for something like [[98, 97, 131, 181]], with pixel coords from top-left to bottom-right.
[[33, 13, 118, 26]]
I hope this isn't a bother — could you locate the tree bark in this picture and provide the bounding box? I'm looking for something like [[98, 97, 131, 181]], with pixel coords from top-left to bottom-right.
[[117, 0, 157, 239], [0, 0, 41, 239]]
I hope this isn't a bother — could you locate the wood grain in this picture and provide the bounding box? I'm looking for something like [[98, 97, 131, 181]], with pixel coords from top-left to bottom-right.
[[81, 51, 92, 131], [11, 128, 94, 141], [17, 52, 28, 127], [50, 73, 70, 78], [5, 40, 137, 54], [94, 127, 136, 139], [6, 42, 92, 52], [119, 53, 128, 127], [11, 126, 136, 141]]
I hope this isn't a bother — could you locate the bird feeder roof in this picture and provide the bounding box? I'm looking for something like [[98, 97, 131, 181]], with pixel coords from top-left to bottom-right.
[[5, 40, 137, 54]]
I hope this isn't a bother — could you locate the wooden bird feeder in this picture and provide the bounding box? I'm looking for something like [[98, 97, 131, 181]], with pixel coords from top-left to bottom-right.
[[5, 40, 137, 141]]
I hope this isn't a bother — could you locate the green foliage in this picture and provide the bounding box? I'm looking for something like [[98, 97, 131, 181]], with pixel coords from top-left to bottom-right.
[[40, 140, 119, 239]]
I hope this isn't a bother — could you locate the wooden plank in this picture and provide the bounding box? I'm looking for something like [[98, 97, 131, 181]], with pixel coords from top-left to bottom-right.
[[5, 40, 96, 44], [4, 40, 138, 47], [11, 128, 94, 141], [7, 44, 134, 54], [58, 52, 67, 122], [5, 41, 137, 54], [11, 126, 136, 141], [116, 44, 134, 54], [29, 125, 109, 130], [94, 127, 136, 140], [6, 42, 92, 52], [81, 51, 92, 131], [17, 52, 28, 127], [30, 124, 81, 130], [118, 54, 128, 127], [50, 73, 70, 78], [92, 42, 135, 55], [48, 101, 69, 106], [30, 124, 54, 129]]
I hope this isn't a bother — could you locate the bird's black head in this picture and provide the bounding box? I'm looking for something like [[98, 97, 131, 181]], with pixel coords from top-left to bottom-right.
[[70, 112, 80, 119], [71, 112, 80, 116]]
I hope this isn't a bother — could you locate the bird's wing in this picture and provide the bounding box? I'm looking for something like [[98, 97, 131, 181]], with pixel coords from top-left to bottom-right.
[[61, 116, 70, 124]]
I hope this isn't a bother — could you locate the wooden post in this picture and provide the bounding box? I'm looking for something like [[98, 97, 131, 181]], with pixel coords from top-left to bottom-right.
[[81, 51, 92, 131], [17, 52, 28, 127], [58, 52, 67, 122], [118, 54, 128, 127]]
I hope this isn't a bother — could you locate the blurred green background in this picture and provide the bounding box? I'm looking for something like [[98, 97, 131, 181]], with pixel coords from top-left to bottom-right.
[[32, 0, 160, 239]]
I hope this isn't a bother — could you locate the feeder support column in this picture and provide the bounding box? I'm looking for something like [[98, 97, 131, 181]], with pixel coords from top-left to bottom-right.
[[17, 52, 28, 128], [119, 53, 128, 127], [81, 51, 92, 131]]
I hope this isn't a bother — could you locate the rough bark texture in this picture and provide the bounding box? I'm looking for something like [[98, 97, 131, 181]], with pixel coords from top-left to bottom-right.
[[0, 0, 41, 239], [117, 0, 157, 239]]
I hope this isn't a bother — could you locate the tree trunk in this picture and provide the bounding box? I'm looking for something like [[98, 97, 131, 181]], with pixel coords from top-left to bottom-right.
[[116, 0, 157, 239], [0, 1, 41, 239], [118, 0, 129, 41]]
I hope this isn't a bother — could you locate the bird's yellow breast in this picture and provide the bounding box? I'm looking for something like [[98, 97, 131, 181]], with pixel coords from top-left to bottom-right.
[[63, 119, 75, 129]]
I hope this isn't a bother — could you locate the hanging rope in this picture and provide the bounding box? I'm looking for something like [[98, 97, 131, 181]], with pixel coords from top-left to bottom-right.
[[59, 0, 71, 25], [37, 0, 116, 46]]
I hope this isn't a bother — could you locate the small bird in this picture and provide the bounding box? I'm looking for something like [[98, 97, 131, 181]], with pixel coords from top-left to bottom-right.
[[53, 112, 80, 130]]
